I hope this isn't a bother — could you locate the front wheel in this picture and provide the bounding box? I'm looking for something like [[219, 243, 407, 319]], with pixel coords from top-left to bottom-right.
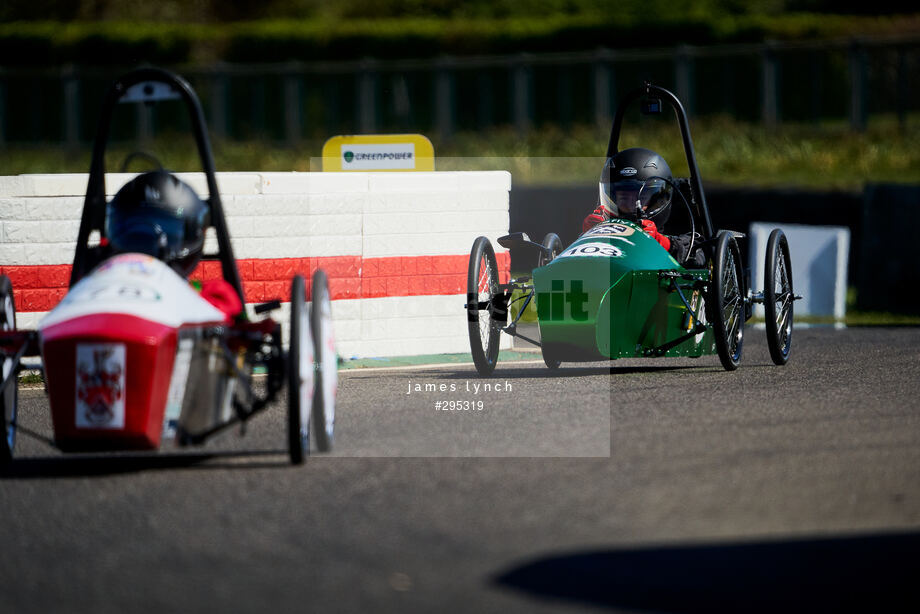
[[287, 274, 312, 464], [467, 237, 502, 376], [708, 232, 745, 371], [2, 276, 19, 465], [310, 269, 337, 453], [537, 233, 563, 268], [764, 229, 794, 366]]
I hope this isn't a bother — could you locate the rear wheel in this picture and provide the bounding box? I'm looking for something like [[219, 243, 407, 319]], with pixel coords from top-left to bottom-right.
[[310, 269, 337, 453], [467, 237, 502, 376], [541, 348, 561, 370], [708, 232, 745, 371], [1, 276, 18, 465], [287, 274, 312, 464], [764, 229, 794, 366]]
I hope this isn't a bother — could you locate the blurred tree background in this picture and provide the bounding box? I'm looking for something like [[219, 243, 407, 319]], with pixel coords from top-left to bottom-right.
[[1, 0, 917, 22], [0, 0, 918, 188]]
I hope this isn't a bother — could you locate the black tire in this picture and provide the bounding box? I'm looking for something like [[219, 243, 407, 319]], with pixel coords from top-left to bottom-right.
[[1, 275, 18, 465], [287, 274, 311, 464], [538, 233, 563, 369], [764, 229, 794, 366], [541, 347, 561, 370], [708, 232, 745, 371], [310, 269, 336, 453], [467, 237, 502, 377], [537, 232, 563, 268]]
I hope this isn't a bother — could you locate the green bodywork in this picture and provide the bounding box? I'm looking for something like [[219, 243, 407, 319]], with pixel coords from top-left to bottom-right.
[[532, 220, 716, 361]]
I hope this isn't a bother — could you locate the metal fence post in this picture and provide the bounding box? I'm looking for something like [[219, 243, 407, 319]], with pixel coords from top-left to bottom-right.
[[761, 42, 779, 127], [391, 72, 412, 129], [477, 71, 494, 129], [358, 58, 378, 134], [512, 53, 533, 135], [0, 71, 6, 148], [896, 45, 907, 129], [720, 60, 735, 116], [849, 39, 868, 132], [62, 64, 80, 149], [810, 51, 823, 125], [435, 56, 455, 141], [210, 64, 228, 140], [29, 75, 40, 142], [557, 64, 573, 129], [250, 77, 265, 137], [593, 47, 612, 129], [324, 78, 340, 137], [674, 45, 695, 117], [284, 63, 303, 145]]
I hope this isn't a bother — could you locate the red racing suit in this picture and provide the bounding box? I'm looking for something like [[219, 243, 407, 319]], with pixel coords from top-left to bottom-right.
[[582, 204, 705, 267], [582, 204, 671, 251]]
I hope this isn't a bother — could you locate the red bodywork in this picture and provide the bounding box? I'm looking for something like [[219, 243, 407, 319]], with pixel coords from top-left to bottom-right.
[[41, 313, 177, 452]]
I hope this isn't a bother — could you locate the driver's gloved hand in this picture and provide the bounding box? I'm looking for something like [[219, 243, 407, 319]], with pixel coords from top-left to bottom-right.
[[199, 278, 243, 323], [640, 219, 671, 251], [582, 205, 608, 233]]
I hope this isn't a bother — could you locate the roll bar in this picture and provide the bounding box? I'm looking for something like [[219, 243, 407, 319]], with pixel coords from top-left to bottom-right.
[[70, 67, 244, 303], [606, 83, 715, 240]]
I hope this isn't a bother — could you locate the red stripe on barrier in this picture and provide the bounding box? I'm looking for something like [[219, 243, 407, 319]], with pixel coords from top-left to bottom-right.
[[4, 251, 512, 312], [0, 264, 72, 290]]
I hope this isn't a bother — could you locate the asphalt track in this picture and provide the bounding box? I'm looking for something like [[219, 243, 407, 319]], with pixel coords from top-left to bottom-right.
[[2, 327, 919, 613]]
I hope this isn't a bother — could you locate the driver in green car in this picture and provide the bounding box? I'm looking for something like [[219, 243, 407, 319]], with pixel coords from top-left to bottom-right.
[[582, 147, 705, 267]]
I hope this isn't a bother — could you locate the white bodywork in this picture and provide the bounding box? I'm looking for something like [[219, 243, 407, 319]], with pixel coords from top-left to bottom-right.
[[39, 253, 225, 331]]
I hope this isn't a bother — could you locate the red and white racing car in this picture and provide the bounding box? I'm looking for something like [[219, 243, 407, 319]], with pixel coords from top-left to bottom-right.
[[0, 67, 336, 466]]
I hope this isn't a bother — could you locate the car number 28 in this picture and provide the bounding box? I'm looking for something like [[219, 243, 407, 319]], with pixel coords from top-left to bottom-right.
[[557, 242, 624, 259]]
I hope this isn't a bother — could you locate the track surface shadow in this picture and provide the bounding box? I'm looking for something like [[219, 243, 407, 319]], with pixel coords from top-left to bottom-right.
[[1, 449, 289, 479], [494, 531, 920, 612]]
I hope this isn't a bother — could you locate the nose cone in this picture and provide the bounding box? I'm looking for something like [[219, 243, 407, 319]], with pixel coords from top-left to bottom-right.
[[532, 220, 682, 360]]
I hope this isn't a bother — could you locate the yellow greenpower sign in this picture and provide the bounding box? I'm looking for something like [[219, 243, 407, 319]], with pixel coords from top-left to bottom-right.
[[322, 134, 435, 171]]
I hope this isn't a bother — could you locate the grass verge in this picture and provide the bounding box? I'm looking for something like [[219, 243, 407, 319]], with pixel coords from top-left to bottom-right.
[[2, 115, 919, 190]]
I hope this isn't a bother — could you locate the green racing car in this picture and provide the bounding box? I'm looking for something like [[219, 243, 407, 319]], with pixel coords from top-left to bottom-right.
[[465, 83, 799, 376]]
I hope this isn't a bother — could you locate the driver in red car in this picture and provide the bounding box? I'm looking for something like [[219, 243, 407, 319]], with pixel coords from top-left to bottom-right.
[[582, 147, 704, 267], [106, 170, 243, 321]]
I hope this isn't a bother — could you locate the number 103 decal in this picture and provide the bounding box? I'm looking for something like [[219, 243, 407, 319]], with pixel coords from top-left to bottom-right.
[[557, 242, 624, 259]]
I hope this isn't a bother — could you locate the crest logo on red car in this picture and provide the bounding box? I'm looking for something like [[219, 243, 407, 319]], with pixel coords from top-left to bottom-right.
[[75, 344, 126, 429]]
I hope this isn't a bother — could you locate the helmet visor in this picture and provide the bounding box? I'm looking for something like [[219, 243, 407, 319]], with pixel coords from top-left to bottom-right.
[[107, 207, 186, 259], [602, 177, 673, 220]]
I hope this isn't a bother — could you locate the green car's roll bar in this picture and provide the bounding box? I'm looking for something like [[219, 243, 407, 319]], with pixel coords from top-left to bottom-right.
[[605, 82, 716, 242]]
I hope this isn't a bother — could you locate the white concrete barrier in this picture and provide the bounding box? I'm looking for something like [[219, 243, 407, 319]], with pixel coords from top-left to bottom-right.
[[0, 171, 512, 358]]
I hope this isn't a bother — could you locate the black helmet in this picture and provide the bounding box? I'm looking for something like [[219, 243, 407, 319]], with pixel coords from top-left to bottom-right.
[[105, 171, 209, 277], [599, 147, 673, 225]]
